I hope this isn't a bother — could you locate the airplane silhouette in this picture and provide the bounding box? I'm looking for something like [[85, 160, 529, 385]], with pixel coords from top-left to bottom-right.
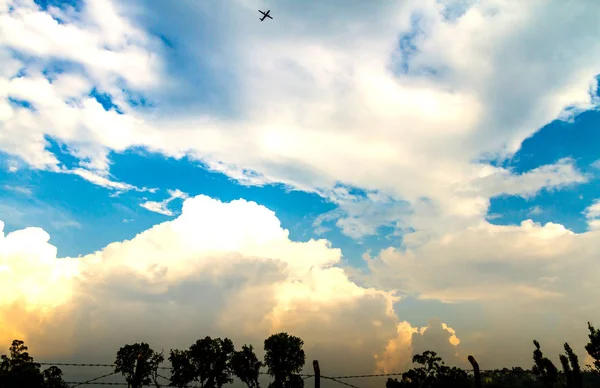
[[259, 9, 273, 21]]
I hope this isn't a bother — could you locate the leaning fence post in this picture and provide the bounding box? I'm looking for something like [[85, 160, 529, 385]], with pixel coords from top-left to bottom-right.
[[313, 360, 320, 388], [468, 355, 481, 388]]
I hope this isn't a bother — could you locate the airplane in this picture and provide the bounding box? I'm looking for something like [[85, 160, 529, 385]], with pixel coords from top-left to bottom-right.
[[259, 9, 273, 21]]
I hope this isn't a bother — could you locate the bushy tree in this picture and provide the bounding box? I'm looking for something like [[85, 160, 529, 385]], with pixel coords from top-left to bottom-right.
[[42, 366, 69, 388], [231, 344, 262, 388], [114, 342, 164, 388], [169, 337, 235, 388], [169, 349, 195, 388], [190, 337, 235, 388], [264, 333, 305, 388], [0, 339, 68, 388]]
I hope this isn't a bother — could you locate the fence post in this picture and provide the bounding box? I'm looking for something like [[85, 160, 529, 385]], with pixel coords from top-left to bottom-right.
[[313, 360, 320, 388], [468, 355, 481, 388]]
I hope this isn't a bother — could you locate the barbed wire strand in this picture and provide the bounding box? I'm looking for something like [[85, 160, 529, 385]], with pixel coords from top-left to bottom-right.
[[40, 362, 172, 370], [322, 375, 363, 388], [66, 383, 127, 386], [69, 371, 120, 387], [327, 373, 403, 379], [40, 362, 317, 377], [40, 360, 539, 386]]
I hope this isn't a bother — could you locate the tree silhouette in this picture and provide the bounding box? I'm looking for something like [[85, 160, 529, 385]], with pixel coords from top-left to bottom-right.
[[189, 337, 235, 388], [230, 344, 262, 388], [559, 342, 582, 388], [169, 337, 235, 388], [263, 332, 305, 388], [585, 321, 600, 374], [0, 339, 68, 388], [42, 366, 69, 388], [386, 350, 470, 388], [480, 367, 539, 388], [114, 342, 164, 388], [559, 353, 573, 388], [532, 340, 558, 388], [169, 349, 195, 388]]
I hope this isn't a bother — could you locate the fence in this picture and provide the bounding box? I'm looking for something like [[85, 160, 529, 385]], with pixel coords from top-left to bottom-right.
[[37, 359, 539, 388], [38, 360, 373, 388]]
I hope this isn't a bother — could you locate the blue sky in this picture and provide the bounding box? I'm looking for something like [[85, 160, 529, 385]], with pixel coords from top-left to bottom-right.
[[487, 109, 600, 232], [2, 0, 600, 377]]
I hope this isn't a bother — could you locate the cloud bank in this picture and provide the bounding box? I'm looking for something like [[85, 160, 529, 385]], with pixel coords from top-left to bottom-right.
[[0, 195, 464, 384]]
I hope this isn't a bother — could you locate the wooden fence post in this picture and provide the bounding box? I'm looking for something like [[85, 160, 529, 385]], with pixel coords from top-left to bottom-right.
[[468, 355, 482, 388], [313, 360, 320, 388]]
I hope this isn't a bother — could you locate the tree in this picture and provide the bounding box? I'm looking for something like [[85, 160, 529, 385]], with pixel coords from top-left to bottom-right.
[[585, 321, 600, 374], [263, 332, 305, 388], [168, 349, 195, 388], [189, 337, 235, 388], [532, 340, 558, 388], [0, 339, 68, 388], [114, 343, 164, 388], [42, 366, 70, 388], [386, 350, 470, 388], [559, 342, 582, 388], [230, 344, 262, 388], [480, 367, 540, 388], [169, 337, 235, 388], [559, 354, 573, 388]]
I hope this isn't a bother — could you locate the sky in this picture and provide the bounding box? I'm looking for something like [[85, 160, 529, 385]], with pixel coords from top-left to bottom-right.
[[1, 0, 600, 385]]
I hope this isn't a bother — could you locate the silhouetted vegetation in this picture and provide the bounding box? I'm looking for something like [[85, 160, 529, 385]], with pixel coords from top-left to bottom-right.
[[230, 345, 262, 388], [264, 333, 306, 388], [6, 323, 600, 387], [386, 350, 471, 388], [114, 342, 164, 388], [0, 340, 68, 388], [585, 321, 600, 374], [532, 339, 559, 387]]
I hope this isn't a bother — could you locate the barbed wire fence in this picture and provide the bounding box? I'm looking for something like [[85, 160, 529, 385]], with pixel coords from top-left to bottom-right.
[[38, 360, 540, 388]]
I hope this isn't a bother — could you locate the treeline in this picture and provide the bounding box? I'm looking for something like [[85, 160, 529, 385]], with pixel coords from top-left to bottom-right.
[[1, 321, 600, 388], [385, 321, 600, 388]]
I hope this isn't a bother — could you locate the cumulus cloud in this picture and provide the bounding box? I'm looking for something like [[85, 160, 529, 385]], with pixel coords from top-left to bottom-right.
[[1, 0, 598, 240], [0, 196, 428, 384], [584, 200, 600, 230], [364, 219, 600, 367], [376, 318, 463, 374]]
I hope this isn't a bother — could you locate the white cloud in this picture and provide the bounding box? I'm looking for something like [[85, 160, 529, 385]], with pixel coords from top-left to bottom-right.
[[68, 168, 138, 191], [1, 0, 598, 240], [459, 158, 588, 199], [2, 185, 32, 196], [528, 206, 543, 216], [140, 189, 189, 216], [584, 200, 600, 230]]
